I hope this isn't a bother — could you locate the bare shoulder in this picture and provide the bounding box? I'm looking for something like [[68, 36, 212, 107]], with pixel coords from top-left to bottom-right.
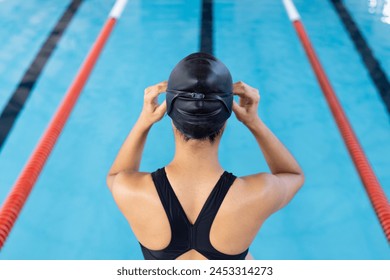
[[113, 171, 151, 189], [235, 171, 304, 217], [233, 172, 274, 196], [109, 171, 171, 249], [209, 173, 276, 252], [231, 173, 285, 218], [110, 171, 155, 210]]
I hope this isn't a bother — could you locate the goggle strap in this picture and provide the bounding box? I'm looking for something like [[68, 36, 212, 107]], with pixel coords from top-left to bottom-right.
[[167, 90, 232, 114]]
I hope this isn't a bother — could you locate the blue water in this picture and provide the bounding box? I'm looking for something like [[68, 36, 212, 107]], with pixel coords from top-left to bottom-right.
[[0, 0, 389, 259]]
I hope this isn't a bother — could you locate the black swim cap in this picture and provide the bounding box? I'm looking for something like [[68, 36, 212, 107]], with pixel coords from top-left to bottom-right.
[[166, 52, 233, 139]]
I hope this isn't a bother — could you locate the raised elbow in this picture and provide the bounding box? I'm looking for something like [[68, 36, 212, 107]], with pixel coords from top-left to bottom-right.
[[106, 173, 116, 191], [297, 171, 305, 188]]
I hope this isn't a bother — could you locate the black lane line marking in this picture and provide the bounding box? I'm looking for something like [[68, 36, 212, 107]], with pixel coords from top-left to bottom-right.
[[330, 0, 390, 115], [0, 0, 83, 150], [200, 0, 213, 54]]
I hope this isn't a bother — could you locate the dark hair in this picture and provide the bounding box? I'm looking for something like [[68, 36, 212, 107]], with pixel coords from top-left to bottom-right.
[[175, 123, 224, 144]]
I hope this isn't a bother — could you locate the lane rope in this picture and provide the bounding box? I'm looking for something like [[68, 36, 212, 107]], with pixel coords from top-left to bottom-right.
[[0, 0, 128, 249], [282, 0, 390, 242]]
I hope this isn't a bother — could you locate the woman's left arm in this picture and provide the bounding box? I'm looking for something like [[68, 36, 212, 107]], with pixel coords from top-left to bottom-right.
[[106, 81, 167, 191]]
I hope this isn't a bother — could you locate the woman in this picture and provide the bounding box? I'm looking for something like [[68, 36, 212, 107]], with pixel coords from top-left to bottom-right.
[[107, 53, 304, 260]]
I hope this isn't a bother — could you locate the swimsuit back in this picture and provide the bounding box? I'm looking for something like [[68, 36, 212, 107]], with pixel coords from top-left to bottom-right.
[[140, 167, 249, 260]]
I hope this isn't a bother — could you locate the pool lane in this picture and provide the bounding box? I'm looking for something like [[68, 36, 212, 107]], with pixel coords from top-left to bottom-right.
[[0, 1, 113, 203], [0, 0, 200, 259], [344, 0, 390, 75], [330, 0, 390, 115], [214, 0, 389, 259], [0, 0, 83, 150], [0, 0, 70, 112], [0, 0, 118, 258], [200, 0, 214, 54], [295, 0, 390, 199]]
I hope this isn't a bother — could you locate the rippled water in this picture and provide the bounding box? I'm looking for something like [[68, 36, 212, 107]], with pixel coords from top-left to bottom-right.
[[0, 0, 389, 259]]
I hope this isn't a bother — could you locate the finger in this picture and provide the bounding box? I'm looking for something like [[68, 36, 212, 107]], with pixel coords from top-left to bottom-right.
[[233, 81, 260, 103], [233, 81, 247, 95], [154, 81, 168, 91], [239, 96, 247, 107], [146, 81, 167, 90], [232, 101, 245, 115], [155, 100, 167, 115], [145, 81, 168, 101], [145, 81, 167, 94], [233, 91, 245, 97]]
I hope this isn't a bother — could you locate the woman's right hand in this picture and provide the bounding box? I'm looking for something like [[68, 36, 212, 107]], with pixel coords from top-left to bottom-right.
[[139, 81, 167, 128], [232, 81, 261, 127]]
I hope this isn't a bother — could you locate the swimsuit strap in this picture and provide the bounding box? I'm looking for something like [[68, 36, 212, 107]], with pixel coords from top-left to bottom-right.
[[151, 168, 190, 250]]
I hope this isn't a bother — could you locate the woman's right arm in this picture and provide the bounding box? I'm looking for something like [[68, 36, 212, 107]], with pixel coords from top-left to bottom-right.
[[232, 82, 304, 213]]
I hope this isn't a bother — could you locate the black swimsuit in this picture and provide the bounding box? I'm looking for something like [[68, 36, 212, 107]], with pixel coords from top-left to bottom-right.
[[140, 167, 249, 260]]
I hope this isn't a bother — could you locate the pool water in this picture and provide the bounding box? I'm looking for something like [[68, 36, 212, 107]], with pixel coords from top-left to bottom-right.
[[0, 0, 389, 259]]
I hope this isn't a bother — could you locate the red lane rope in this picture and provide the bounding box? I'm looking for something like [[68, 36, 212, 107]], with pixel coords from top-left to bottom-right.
[[0, 17, 117, 249], [292, 20, 390, 242]]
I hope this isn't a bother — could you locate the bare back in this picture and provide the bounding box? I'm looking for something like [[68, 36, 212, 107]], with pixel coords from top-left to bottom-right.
[[112, 167, 276, 260]]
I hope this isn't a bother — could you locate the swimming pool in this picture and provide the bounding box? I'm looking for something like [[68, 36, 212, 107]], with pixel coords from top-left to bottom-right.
[[0, 0, 389, 259]]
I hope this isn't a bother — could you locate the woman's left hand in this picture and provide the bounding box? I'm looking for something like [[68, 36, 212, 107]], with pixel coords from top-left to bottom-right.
[[139, 81, 167, 127]]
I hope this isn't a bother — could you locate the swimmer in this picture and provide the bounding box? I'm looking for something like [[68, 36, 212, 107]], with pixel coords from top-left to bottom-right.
[[107, 53, 304, 260]]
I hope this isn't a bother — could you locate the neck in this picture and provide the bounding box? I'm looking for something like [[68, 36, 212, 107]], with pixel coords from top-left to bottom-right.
[[169, 138, 223, 174]]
